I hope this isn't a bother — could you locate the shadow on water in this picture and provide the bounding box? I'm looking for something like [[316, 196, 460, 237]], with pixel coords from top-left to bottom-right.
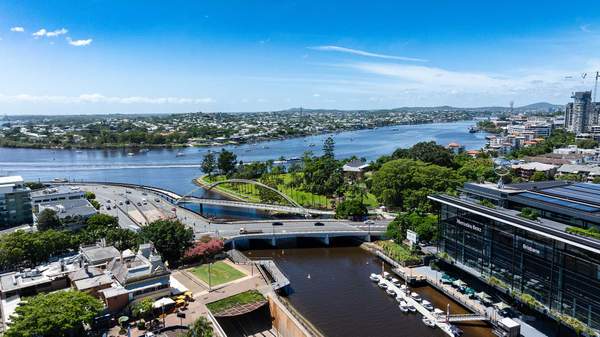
[[244, 239, 495, 337]]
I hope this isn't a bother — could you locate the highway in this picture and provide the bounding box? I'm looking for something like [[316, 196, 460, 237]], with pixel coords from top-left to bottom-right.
[[61, 183, 391, 240]]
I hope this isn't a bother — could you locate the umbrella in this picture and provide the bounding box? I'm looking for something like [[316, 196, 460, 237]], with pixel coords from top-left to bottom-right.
[[118, 316, 129, 325], [452, 279, 466, 287], [494, 302, 511, 310]]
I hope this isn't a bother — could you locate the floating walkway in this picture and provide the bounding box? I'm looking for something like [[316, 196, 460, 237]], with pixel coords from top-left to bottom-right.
[[376, 277, 461, 337]]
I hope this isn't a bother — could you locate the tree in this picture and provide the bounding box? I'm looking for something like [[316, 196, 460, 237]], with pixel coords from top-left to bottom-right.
[[530, 171, 548, 182], [140, 220, 194, 265], [37, 209, 61, 231], [593, 177, 600, 184], [83, 191, 96, 200], [386, 212, 439, 242], [576, 138, 598, 149], [183, 238, 224, 263], [0, 230, 78, 270], [6, 290, 103, 337], [335, 198, 368, 219], [79, 214, 139, 251], [323, 137, 335, 159], [86, 213, 118, 228], [132, 297, 154, 320], [407, 141, 455, 167], [186, 316, 214, 337], [201, 151, 217, 177], [217, 149, 237, 176]]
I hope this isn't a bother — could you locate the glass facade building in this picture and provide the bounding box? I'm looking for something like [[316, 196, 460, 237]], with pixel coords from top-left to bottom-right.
[[430, 193, 600, 329]]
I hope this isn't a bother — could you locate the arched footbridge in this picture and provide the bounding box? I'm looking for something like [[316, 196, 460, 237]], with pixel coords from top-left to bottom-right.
[[178, 178, 335, 216]]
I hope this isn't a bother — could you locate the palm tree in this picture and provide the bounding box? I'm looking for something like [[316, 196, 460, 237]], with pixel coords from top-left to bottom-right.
[[187, 316, 214, 337]]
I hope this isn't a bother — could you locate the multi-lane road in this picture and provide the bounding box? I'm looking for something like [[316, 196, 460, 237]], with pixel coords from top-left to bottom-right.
[[72, 183, 390, 239]]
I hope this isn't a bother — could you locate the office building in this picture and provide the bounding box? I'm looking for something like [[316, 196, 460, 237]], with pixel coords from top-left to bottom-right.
[[429, 181, 600, 329], [565, 91, 600, 134], [0, 176, 33, 227]]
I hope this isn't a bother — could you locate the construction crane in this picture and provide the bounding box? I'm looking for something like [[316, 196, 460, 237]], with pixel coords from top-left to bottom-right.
[[594, 71, 600, 103]]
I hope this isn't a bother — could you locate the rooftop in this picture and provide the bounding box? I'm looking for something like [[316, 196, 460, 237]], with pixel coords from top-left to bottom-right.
[[80, 244, 121, 266], [0, 176, 23, 185]]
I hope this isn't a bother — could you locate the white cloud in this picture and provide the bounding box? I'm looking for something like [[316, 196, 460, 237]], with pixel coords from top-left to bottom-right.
[[46, 28, 68, 37], [580, 24, 592, 33], [309, 45, 427, 62], [0, 93, 215, 105], [67, 37, 92, 46], [312, 93, 321, 97], [10, 26, 24, 33], [32, 29, 47, 37], [33, 28, 68, 38]]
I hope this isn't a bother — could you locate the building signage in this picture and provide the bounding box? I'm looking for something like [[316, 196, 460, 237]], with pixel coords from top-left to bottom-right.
[[456, 218, 483, 232], [407, 230, 419, 247], [522, 244, 541, 256]]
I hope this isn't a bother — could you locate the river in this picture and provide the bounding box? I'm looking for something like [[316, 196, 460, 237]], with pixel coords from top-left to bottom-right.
[[246, 245, 494, 337], [0, 120, 486, 219]]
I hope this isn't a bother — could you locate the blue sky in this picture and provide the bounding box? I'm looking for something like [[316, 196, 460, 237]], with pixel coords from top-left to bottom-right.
[[2, 0, 600, 114]]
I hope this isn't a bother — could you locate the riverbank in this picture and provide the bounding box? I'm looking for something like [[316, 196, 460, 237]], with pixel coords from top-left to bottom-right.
[[0, 118, 477, 150]]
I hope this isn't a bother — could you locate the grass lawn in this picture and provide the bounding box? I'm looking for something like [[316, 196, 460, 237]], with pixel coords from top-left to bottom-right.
[[206, 290, 265, 314], [201, 173, 379, 209], [189, 261, 246, 286]]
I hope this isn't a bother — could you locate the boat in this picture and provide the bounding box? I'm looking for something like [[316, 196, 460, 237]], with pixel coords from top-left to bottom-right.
[[398, 301, 409, 312], [449, 325, 464, 336], [469, 126, 478, 133], [176, 152, 185, 157], [391, 278, 401, 286], [309, 143, 316, 147], [422, 300, 434, 311], [378, 281, 388, 289], [75, 150, 83, 153], [369, 273, 381, 282], [139, 148, 150, 153], [422, 318, 436, 328], [407, 304, 417, 313], [386, 288, 396, 297], [382, 271, 390, 279], [410, 292, 422, 302], [400, 284, 407, 291], [127, 152, 135, 156], [433, 308, 445, 316]]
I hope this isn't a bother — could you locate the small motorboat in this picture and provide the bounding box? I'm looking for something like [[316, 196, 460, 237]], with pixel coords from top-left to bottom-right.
[[422, 300, 434, 311], [369, 273, 381, 282], [407, 305, 417, 313], [399, 301, 409, 313], [383, 272, 392, 280], [176, 151, 185, 157], [127, 152, 135, 156], [378, 281, 388, 289], [391, 278, 401, 286], [433, 308, 445, 316], [449, 325, 464, 336], [422, 318, 436, 328], [410, 292, 422, 302], [395, 296, 403, 303], [386, 288, 396, 297], [400, 284, 407, 291]]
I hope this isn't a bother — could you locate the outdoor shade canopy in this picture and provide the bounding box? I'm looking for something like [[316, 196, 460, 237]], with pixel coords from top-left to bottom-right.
[[153, 297, 175, 309]]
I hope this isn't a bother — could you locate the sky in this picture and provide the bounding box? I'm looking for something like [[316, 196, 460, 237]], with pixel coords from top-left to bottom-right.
[[3, 1, 600, 115]]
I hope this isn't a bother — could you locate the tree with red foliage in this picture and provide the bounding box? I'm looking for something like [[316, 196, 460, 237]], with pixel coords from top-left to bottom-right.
[[184, 238, 224, 263]]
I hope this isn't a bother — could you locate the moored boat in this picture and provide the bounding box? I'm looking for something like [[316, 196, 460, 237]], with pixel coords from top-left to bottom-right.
[[422, 300, 434, 311], [369, 273, 381, 282], [399, 301, 409, 312], [422, 318, 436, 328], [378, 281, 388, 289], [407, 304, 417, 312], [386, 288, 396, 297], [410, 292, 422, 302]]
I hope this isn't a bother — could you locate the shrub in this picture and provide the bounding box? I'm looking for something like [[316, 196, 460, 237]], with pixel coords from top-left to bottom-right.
[[519, 207, 540, 221]]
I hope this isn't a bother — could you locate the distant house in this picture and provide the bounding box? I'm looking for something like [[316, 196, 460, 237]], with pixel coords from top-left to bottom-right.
[[38, 199, 97, 227], [342, 159, 370, 179], [557, 164, 600, 181], [447, 142, 465, 154], [511, 162, 558, 180]]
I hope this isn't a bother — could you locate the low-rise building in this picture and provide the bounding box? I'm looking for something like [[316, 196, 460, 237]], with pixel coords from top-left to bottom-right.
[[557, 164, 600, 181], [30, 185, 85, 207], [511, 162, 557, 180]]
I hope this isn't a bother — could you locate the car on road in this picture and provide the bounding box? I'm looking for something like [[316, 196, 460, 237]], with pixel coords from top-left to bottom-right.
[[272, 221, 284, 226], [106, 206, 111, 210], [106, 200, 111, 203], [142, 192, 147, 196], [154, 198, 160, 202], [364, 220, 375, 225], [314, 222, 325, 226], [119, 201, 123, 206], [137, 202, 142, 206], [171, 207, 176, 211], [126, 190, 132, 194], [125, 200, 130, 205]]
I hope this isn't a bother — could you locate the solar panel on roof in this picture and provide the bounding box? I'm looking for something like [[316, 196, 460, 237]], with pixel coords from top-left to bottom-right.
[[518, 192, 600, 213], [574, 183, 600, 191], [563, 185, 600, 195], [543, 187, 600, 205]]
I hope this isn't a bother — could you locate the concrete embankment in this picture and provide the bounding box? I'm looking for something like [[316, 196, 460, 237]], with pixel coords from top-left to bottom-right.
[[268, 293, 325, 337]]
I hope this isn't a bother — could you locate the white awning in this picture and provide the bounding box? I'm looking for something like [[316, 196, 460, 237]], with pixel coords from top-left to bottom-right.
[[153, 297, 175, 308]]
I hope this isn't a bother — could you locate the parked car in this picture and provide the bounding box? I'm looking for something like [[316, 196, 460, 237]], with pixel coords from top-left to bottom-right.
[[272, 222, 284, 226], [364, 220, 374, 225], [154, 198, 160, 202], [125, 200, 130, 205], [314, 222, 325, 226]]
